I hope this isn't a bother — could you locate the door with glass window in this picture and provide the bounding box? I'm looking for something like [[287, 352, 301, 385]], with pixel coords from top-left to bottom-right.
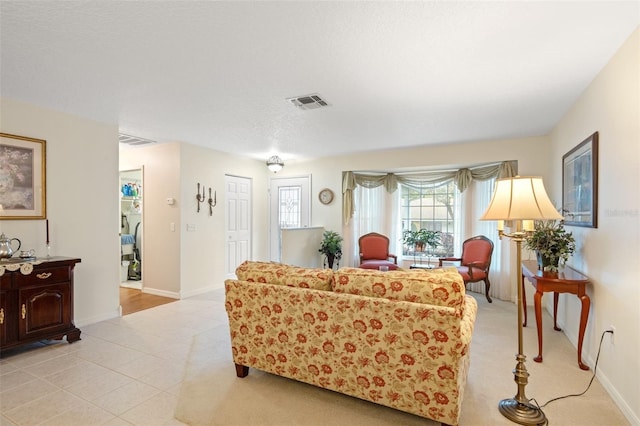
[[269, 176, 311, 261]]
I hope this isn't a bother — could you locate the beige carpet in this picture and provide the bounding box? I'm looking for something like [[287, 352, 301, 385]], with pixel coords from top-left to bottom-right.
[[175, 293, 628, 425]]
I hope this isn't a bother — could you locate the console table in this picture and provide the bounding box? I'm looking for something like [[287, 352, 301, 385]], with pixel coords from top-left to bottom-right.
[[0, 257, 81, 352], [521, 260, 590, 370]]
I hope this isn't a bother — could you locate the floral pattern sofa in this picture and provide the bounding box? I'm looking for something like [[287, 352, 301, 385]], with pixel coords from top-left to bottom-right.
[[224, 261, 477, 426]]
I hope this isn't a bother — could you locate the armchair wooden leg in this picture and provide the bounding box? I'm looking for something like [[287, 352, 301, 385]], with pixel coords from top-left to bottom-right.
[[484, 278, 493, 303], [235, 363, 249, 378]]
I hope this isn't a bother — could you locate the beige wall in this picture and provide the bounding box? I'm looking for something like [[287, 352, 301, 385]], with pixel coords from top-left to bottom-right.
[[178, 142, 268, 297], [1, 97, 121, 326], [121, 142, 269, 298], [549, 28, 639, 423], [1, 98, 269, 327], [120, 143, 182, 297]]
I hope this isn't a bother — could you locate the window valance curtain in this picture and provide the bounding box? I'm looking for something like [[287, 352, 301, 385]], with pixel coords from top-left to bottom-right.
[[342, 160, 517, 224]]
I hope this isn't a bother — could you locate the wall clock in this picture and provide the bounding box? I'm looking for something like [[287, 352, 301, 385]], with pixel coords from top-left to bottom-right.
[[318, 188, 334, 205]]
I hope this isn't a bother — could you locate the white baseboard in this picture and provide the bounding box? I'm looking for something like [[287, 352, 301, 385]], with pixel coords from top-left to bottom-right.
[[120, 281, 142, 290], [596, 366, 639, 425], [142, 287, 180, 299], [75, 308, 120, 328], [555, 317, 638, 425], [180, 284, 221, 299]]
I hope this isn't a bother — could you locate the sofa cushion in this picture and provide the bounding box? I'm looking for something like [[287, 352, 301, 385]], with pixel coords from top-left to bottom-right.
[[235, 261, 333, 291], [358, 260, 399, 270], [235, 261, 289, 284], [281, 266, 334, 291], [333, 267, 465, 309]]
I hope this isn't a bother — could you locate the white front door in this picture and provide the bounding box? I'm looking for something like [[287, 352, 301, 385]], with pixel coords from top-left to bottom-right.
[[225, 175, 252, 277], [269, 176, 311, 261]]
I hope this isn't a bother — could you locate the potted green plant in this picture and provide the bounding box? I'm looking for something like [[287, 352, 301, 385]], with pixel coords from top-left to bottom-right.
[[318, 230, 343, 269], [525, 220, 576, 272], [402, 229, 440, 266], [402, 229, 440, 252]]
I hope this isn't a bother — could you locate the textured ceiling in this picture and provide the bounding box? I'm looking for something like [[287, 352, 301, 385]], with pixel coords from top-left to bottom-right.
[[1, 1, 638, 161]]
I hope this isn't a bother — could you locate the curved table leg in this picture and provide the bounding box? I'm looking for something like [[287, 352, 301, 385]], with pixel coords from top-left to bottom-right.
[[533, 289, 544, 363], [578, 295, 591, 370], [553, 292, 562, 331]]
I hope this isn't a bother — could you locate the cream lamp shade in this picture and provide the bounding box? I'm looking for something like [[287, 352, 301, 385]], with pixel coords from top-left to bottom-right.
[[481, 176, 563, 221]]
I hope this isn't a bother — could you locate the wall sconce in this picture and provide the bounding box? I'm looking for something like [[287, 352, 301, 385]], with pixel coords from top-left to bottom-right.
[[266, 155, 284, 173], [208, 188, 216, 216], [196, 183, 205, 212]]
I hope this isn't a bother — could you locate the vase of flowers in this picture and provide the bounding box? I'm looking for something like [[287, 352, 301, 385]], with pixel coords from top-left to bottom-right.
[[318, 230, 343, 269], [525, 220, 576, 272]]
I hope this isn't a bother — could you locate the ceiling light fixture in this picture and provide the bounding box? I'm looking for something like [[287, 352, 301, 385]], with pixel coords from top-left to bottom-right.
[[266, 155, 284, 173]]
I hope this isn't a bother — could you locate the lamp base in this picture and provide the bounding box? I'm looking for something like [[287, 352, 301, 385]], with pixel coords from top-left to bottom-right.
[[499, 398, 547, 425]]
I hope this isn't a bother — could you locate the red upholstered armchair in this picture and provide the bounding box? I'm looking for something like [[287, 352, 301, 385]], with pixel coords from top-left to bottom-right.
[[439, 235, 494, 302], [358, 232, 398, 270]]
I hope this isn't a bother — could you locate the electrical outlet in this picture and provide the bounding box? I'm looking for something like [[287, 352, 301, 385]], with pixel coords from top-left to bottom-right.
[[608, 325, 616, 344]]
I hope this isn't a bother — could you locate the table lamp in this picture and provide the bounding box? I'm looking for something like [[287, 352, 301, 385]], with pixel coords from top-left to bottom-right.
[[480, 176, 562, 425]]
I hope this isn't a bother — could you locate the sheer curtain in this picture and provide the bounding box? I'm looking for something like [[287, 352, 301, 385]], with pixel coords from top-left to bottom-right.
[[342, 161, 517, 300], [343, 185, 399, 267], [460, 178, 512, 301]]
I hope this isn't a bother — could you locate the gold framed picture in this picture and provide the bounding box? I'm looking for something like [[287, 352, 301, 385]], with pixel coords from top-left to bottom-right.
[[0, 133, 47, 220]]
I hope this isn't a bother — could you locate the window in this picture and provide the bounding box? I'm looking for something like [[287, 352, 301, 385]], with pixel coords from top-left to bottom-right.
[[269, 176, 311, 262], [400, 180, 459, 259], [278, 186, 302, 228]]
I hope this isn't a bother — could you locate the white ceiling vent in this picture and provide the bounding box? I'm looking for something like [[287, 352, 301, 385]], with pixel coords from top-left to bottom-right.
[[286, 93, 330, 110], [119, 133, 157, 146]]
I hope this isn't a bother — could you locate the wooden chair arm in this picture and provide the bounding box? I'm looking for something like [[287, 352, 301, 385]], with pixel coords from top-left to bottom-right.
[[388, 254, 397, 264], [438, 257, 461, 267], [463, 261, 488, 280]]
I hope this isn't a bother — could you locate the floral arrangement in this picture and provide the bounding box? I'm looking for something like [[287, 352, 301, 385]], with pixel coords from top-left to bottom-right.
[[525, 220, 576, 271]]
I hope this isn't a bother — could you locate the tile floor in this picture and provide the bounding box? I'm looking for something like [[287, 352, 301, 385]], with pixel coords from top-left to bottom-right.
[[1, 288, 228, 426]]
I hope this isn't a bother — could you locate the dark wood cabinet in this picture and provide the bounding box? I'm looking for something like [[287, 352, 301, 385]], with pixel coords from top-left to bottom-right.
[[0, 257, 81, 352], [0, 290, 8, 346]]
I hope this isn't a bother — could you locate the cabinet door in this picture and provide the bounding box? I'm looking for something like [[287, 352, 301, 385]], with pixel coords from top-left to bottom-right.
[[18, 284, 71, 340], [0, 290, 7, 346]]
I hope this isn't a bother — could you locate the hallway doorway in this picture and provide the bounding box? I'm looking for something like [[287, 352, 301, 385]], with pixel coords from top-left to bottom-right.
[[120, 287, 175, 315], [120, 168, 143, 289]]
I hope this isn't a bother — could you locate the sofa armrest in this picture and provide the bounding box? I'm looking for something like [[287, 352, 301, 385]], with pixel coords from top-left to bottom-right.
[[460, 295, 478, 347]]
